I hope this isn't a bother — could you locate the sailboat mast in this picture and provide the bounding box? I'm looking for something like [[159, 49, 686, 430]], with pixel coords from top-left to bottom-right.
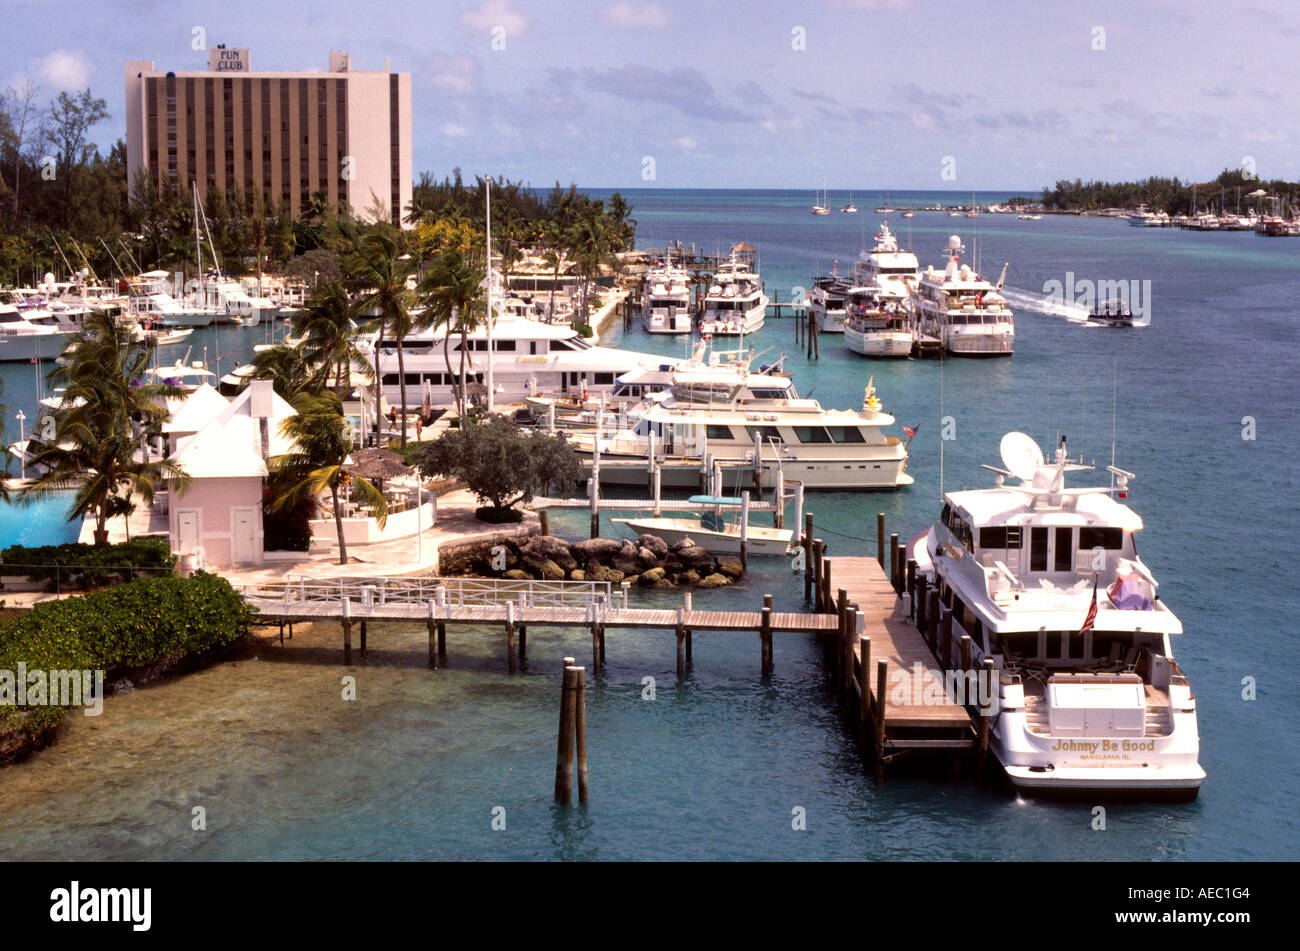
[[486, 175, 494, 413]]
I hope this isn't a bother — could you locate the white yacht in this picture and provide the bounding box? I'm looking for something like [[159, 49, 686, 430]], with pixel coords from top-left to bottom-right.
[[570, 380, 913, 491], [852, 221, 919, 297], [843, 288, 914, 358], [698, 253, 768, 337], [127, 271, 222, 328], [363, 313, 668, 409], [0, 303, 77, 361], [1128, 204, 1170, 227], [841, 192, 858, 214], [640, 264, 693, 334], [189, 275, 279, 327], [807, 263, 851, 333], [912, 236, 1014, 356], [811, 179, 831, 215], [911, 432, 1204, 800]]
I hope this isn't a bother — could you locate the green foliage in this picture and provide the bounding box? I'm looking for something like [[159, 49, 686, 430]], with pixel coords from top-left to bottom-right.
[[0, 573, 252, 731], [0, 537, 175, 589], [261, 483, 316, 552], [416, 415, 580, 515], [1042, 168, 1300, 213]]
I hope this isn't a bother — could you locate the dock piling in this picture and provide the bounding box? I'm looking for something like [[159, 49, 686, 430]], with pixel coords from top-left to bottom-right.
[[877, 513, 886, 569], [427, 600, 437, 669], [675, 607, 686, 679], [874, 658, 888, 773], [506, 602, 517, 674], [555, 665, 578, 804], [574, 666, 589, 804], [858, 633, 871, 725], [802, 511, 814, 601], [342, 596, 352, 665]]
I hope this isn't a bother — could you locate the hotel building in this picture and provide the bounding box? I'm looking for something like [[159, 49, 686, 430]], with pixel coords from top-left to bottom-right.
[[124, 48, 412, 224]]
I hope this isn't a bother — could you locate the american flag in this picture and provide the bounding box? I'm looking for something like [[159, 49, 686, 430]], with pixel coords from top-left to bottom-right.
[[1077, 572, 1099, 636], [902, 424, 918, 441]]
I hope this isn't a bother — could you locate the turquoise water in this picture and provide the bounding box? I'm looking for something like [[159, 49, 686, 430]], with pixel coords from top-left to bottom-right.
[[0, 492, 80, 549], [0, 190, 1296, 860]]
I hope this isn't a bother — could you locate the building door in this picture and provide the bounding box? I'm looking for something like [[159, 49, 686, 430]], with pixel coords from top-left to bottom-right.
[[232, 508, 258, 564], [177, 510, 200, 554]]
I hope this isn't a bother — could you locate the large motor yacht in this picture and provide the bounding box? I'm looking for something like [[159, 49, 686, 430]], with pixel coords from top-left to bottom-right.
[[807, 263, 851, 333], [843, 285, 914, 358], [911, 432, 1204, 800], [851, 220, 919, 297], [912, 236, 1014, 356], [640, 264, 694, 334], [698, 253, 768, 337]]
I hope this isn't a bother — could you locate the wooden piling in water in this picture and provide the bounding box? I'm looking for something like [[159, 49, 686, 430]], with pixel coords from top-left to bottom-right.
[[960, 634, 972, 675], [803, 512, 814, 602], [874, 658, 888, 766], [978, 658, 994, 775], [858, 633, 871, 726], [837, 589, 851, 692], [889, 533, 900, 593], [812, 540, 825, 612], [675, 607, 686, 678], [574, 666, 589, 804], [437, 621, 447, 663], [926, 589, 939, 651], [555, 665, 578, 804], [341, 596, 352, 664], [940, 606, 953, 670], [906, 559, 917, 617], [820, 547, 832, 615], [434, 602, 444, 670], [760, 605, 773, 676], [360, 620, 368, 654], [916, 576, 928, 634], [877, 512, 886, 569], [518, 624, 527, 660], [505, 602, 517, 674]]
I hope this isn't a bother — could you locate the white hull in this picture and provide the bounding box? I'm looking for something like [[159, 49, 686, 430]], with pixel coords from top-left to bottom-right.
[[844, 325, 912, 357], [699, 308, 765, 336], [610, 517, 794, 555], [641, 311, 693, 334], [814, 311, 846, 333], [0, 329, 76, 361], [579, 449, 912, 491]]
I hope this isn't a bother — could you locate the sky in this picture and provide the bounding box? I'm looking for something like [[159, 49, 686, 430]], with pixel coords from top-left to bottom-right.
[[4, 0, 1299, 192]]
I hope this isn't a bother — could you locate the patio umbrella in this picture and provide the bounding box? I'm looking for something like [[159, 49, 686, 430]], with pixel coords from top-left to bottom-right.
[[344, 447, 414, 483]]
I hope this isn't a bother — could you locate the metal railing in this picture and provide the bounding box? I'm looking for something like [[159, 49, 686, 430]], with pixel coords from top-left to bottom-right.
[[238, 575, 614, 617]]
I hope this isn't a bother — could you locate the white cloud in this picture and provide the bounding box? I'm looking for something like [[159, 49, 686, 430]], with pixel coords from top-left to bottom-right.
[[440, 122, 468, 138], [36, 49, 91, 90], [676, 135, 696, 150], [460, 1, 529, 35], [429, 53, 479, 96], [600, 2, 671, 30]]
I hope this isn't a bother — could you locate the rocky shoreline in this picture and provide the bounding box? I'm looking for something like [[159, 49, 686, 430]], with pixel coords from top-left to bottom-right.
[[438, 533, 744, 588]]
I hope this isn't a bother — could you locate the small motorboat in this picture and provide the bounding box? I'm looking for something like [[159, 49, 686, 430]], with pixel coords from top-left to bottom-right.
[[611, 495, 795, 556], [1087, 300, 1136, 327]]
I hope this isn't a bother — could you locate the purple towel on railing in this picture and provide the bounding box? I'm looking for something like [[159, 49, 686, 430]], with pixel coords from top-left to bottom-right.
[[1108, 574, 1151, 610]]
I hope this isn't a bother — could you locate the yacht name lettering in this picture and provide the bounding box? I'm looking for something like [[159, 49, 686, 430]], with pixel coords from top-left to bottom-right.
[[1051, 739, 1156, 752]]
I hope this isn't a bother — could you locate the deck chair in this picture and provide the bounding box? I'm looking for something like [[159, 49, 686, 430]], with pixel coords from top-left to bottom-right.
[[1121, 647, 1139, 673]]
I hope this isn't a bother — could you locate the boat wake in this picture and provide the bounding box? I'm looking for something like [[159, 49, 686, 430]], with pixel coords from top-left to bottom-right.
[[1001, 286, 1151, 327]]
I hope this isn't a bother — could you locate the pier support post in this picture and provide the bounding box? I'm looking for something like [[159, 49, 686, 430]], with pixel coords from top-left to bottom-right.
[[877, 513, 886, 569], [518, 625, 527, 660], [574, 666, 589, 804], [341, 597, 352, 665], [874, 658, 888, 773], [774, 469, 786, 529], [926, 589, 939, 652], [760, 606, 773, 677], [906, 560, 917, 618], [505, 602, 517, 674], [960, 634, 972, 676], [739, 490, 750, 571], [940, 606, 953, 670], [837, 589, 851, 692], [360, 620, 368, 654], [676, 607, 686, 679], [916, 576, 928, 635], [802, 511, 814, 602], [812, 540, 824, 612], [889, 533, 901, 594], [820, 547, 832, 615], [437, 621, 447, 664], [555, 665, 578, 804], [858, 633, 871, 726], [978, 658, 995, 776], [434, 602, 444, 670]]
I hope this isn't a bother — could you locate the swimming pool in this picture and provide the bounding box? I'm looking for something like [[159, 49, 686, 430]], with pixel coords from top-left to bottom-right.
[[0, 492, 81, 549]]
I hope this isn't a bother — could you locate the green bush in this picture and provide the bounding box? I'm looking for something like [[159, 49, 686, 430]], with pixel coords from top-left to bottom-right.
[[0, 573, 253, 733], [0, 537, 176, 589]]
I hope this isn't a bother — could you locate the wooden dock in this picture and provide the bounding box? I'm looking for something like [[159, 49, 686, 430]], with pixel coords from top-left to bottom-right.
[[240, 512, 981, 773]]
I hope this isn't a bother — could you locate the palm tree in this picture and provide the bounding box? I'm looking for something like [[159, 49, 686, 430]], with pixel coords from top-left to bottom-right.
[[20, 312, 189, 543], [248, 345, 321, 401], [348, 230, 416, 448], [293, 281, 374, 396], [417, 249, 485, 420], [567, 213, 609, 324], [268, 391, 386, 566]]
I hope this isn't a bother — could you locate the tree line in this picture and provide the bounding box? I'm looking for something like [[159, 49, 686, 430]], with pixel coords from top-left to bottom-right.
[[1040, 168, 1300, 214]]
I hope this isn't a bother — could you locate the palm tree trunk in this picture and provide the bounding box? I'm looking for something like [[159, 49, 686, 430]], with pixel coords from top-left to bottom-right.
[[396, 334, 408, 449], [331, 483, 348, 565], [443, 333, 461, 420], [373, 323, 385, 447]]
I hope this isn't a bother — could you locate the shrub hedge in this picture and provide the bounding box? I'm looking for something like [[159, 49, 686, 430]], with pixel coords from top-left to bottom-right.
[[0, 537, 176, 589], [0, 572, 253, 734]]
